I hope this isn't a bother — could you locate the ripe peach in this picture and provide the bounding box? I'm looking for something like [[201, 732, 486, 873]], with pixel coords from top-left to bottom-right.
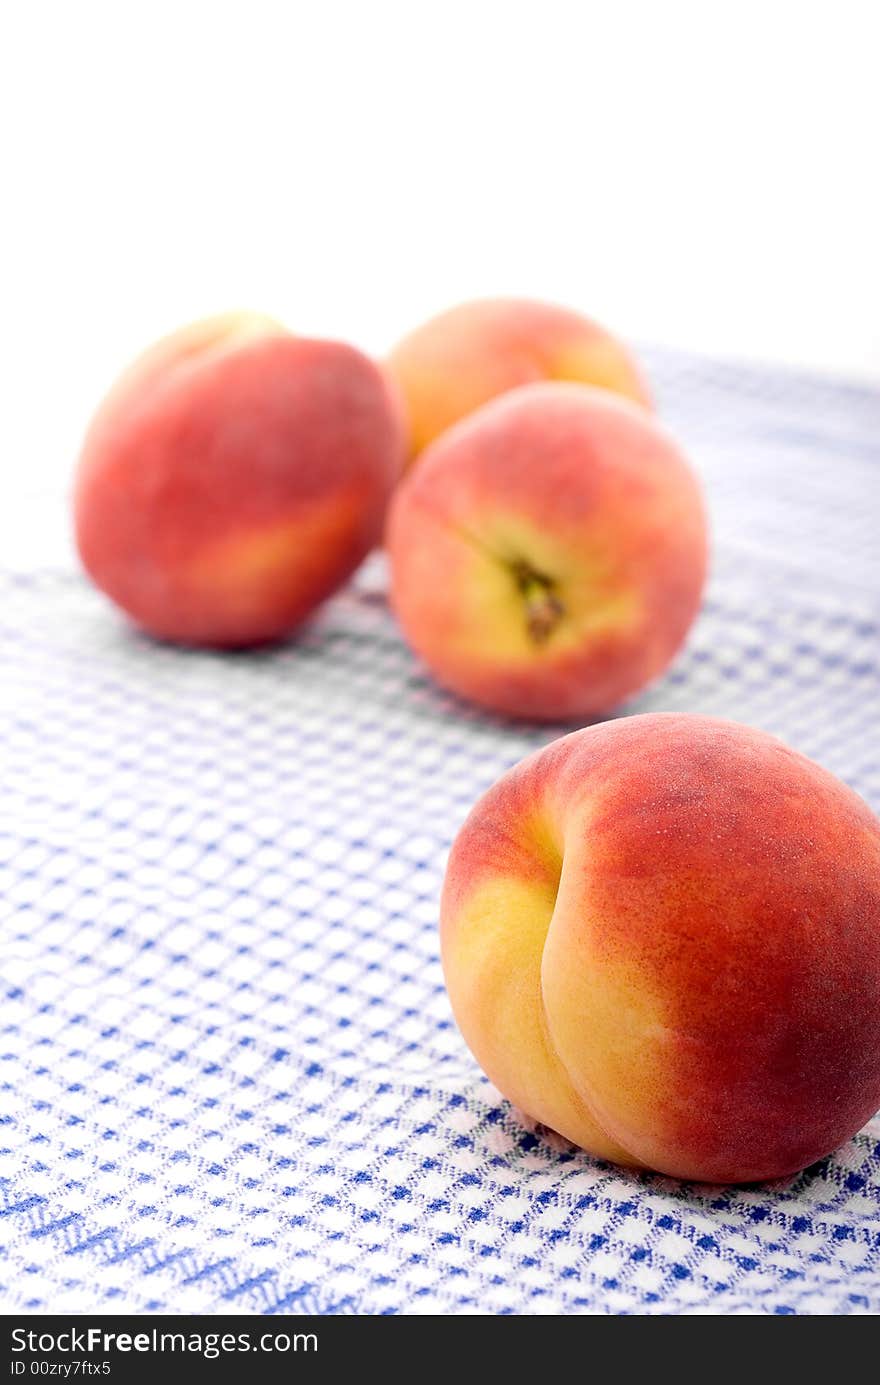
[[387, 382, 706, 721], [387, 297, 651, 463], [74, 313, 404, 646], [441, 714, 880, 1183]]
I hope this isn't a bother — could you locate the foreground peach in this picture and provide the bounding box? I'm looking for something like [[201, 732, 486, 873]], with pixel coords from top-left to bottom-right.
[[441, 714, 880, 1183], [388, 382, 706, 721], [387, 297, 651, 462], [74, 313, 404, 646]]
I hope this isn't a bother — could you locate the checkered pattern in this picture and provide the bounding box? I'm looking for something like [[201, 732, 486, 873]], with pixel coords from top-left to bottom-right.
[[1, 350, 879, 1315]]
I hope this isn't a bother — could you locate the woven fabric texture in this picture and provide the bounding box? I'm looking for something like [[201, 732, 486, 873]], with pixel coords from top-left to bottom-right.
[[1, 350, 879, 1315]]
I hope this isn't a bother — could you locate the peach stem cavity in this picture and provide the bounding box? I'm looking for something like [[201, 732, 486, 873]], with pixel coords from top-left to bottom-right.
[[510, 558, 565, 645]]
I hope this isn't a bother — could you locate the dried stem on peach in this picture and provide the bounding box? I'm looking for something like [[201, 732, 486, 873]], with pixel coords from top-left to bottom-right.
[[510, 558, 565, 645]]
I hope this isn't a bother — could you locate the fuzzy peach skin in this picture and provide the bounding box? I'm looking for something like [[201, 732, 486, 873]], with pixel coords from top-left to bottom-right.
[[387, 298, 651, 463], [441, 714, 880, 1184], [387, 382, 706, 721], [74, 313, 404, 646]]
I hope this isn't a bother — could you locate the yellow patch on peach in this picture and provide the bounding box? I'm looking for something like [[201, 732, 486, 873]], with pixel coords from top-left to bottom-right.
[[440, 514, 644, 663], [443, 870, 640, 1165], [183, 493, 362, 623], [541, 870, 675, 1170], [550, 337, 651, 407]]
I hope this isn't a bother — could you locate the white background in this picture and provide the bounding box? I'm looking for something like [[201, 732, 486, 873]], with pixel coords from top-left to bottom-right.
[[1, 0, 878, 527]]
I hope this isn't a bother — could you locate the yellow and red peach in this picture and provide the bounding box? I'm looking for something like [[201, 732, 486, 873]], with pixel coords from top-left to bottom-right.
[[74, 312, 404, 647], [387, 297, 651, 463], [387, 382, 706, 721], [441, 713, 880, 1183]]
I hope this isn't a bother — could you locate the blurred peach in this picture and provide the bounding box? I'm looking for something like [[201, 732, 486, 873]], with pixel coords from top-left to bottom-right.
[[388, 382, 705, 720], [75, 313, 404, 646], [387, 297, 650, 463]]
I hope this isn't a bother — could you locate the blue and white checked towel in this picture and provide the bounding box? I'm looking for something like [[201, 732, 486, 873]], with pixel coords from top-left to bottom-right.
[[1, 350, 879, 1316]]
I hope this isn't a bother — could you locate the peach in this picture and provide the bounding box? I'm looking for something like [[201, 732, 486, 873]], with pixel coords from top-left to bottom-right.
[[441, 714, 880, 1183], [387, 382, 706, 721], [74, 313, 404, 646], [387, 297, 651, 463]]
